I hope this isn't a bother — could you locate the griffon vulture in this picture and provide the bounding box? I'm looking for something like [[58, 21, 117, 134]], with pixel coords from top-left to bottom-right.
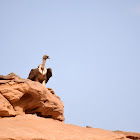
[[28, 55, 52, 86]]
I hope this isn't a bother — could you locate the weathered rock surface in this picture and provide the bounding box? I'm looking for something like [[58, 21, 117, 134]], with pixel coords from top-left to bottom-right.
[[0, 73, 64, 121], [0, 114, 132, 140], [113, 131, 140, 140]]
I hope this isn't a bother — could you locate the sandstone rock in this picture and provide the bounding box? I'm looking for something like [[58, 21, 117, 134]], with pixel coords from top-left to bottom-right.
[[0, 73, 139, 140], [113, 131, 140, 140], [0, 73, 19, 80], [0, 73, 64, 121], [0, 114, 129, 140], [0, 93, 16, 117], [86, 125, 93, 128]]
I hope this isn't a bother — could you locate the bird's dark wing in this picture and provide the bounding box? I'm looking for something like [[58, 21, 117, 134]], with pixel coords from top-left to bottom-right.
[[46, 68, 52, 83], [28, 68, 38, 81]]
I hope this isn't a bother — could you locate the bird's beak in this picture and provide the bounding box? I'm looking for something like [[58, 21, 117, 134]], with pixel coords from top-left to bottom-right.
[[48, 56, 50, 59]]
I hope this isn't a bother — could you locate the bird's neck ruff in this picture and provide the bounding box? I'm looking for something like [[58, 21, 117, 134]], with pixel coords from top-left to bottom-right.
[[38, 64, 47, 75]]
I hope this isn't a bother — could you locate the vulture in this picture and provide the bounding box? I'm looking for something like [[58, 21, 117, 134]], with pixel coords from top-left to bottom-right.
[[28, 55, 52, 86]]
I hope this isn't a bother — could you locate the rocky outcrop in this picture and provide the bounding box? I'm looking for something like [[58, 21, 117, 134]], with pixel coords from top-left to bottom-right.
[[0, 73, 64, 121]]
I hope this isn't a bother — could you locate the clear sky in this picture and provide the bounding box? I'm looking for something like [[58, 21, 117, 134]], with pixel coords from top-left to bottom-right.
[[0, 0, 140, 133]]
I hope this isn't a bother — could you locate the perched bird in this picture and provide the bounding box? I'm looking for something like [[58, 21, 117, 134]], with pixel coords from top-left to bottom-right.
[[28, 55, 52, 86]]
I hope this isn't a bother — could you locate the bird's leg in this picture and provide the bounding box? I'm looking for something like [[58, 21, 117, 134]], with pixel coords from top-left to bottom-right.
[[42, 80, 46, 86]]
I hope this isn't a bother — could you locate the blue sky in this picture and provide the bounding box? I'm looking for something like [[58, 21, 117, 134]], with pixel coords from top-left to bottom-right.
[[0, 0, 140, 132]]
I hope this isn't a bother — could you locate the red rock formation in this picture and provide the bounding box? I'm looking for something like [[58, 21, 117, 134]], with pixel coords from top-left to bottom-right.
[[0, 73, 140, 140], [0, 73, 64, 121]]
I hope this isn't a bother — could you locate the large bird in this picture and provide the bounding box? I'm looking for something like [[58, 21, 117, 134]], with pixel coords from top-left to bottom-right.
[[28, 55, 52, 86]]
